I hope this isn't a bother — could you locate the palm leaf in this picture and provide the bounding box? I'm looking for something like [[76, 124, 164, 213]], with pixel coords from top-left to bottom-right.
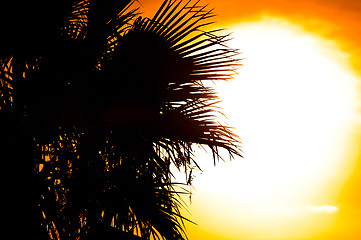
[[0, 57, 14, 110], [99, 0, 242, 197], [61, 0, 90, 40], [4, 0, 242, 239]]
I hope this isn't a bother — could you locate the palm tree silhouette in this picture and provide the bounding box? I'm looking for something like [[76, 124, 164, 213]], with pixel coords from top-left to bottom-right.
[[0, 0, 241, 239]]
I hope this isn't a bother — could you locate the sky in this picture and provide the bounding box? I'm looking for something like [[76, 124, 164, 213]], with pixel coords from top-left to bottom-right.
[[140, 0, 361, 73], [138, 0, 361, 239]]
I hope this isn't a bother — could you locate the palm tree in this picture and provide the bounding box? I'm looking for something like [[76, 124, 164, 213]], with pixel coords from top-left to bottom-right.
[[0, 0, 241, 239]]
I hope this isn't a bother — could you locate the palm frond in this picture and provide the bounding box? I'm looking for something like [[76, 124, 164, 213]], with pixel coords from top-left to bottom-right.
[[5, 1, 243, 239], [61, 0, 90, 40], [34, 126, 192, 240], [97, 1, 141, 68], [99, 0, 242, 185], [0, 56, 14, 110], [157, 99, 241, 165]]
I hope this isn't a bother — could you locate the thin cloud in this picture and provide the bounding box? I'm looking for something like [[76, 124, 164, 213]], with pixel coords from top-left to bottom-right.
[[307, 205, 339, 214]]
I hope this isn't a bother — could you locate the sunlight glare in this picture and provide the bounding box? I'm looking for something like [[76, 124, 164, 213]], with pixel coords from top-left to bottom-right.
[[216, 17, 360, 201], [182, 17, 361, 240]]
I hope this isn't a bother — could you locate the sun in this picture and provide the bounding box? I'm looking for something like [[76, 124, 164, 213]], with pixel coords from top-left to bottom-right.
[[180, 17, 361, 240], [215, 17, 360, 200]]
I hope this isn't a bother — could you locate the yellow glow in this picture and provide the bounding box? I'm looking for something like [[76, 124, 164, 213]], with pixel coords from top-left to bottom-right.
[[179, 17, 361, 240]]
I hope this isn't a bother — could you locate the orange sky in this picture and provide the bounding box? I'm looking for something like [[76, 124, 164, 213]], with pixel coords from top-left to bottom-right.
[[138, 0, 361, 239], [140, 0, 361, 73]]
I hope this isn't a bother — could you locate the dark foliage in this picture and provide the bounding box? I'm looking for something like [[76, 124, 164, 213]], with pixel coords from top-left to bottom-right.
[[0, 0, 241, 239]]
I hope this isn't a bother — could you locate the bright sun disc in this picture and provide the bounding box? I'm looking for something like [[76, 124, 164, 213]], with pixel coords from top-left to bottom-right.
[[181, 17, 361, 240], [217, 17, 360, 200]]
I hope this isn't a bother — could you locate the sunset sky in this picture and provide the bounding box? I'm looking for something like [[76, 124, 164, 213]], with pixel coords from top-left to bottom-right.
[[141, 0, 361, 239]]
